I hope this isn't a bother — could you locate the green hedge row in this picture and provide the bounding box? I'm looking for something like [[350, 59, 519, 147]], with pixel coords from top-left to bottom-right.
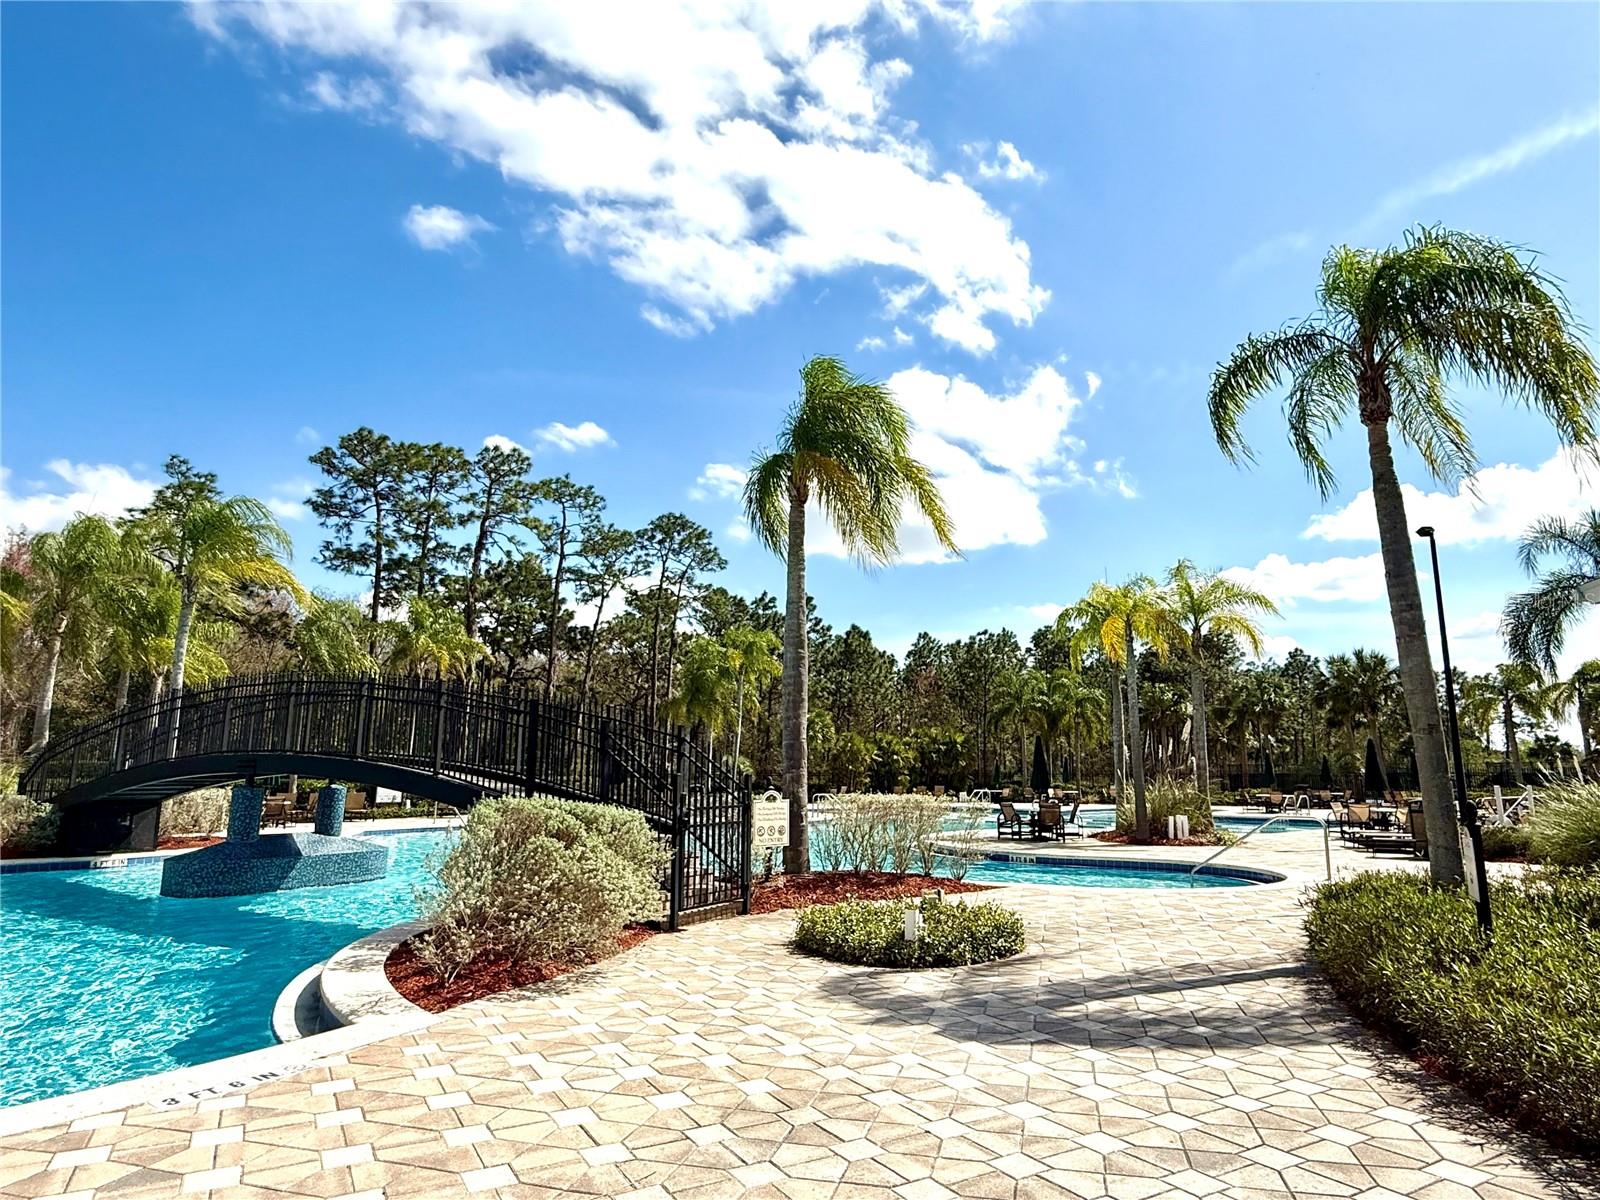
[[1304, 869, 1600, 1155], [794, 893, 1025, 968]]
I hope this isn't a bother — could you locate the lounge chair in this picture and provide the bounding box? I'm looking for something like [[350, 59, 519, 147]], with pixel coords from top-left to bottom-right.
[[1358, 801, 1429, 858], [997, 801, 1026, 840], [1033, 800, 1067, 842], [262, 799, 290, 828], [1263, 791, 1285, 813], [1338, 802, 1371, 842], [1061, 797, 1085, 839], [344, 790, 370, 820], [1315, 789, 1332, 808]]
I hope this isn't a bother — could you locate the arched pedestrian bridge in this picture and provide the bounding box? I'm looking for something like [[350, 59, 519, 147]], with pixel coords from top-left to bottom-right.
[[21, 672, 752, 923]]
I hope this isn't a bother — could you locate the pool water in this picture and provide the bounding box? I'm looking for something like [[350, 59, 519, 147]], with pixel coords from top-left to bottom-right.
[[964, 858, 1251, 888], [0, 830, 451, 1108]]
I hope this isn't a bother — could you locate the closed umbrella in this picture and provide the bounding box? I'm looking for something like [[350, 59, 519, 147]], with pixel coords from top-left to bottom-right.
[[1263, 750, 1277, 789], [1030, 736, 1050, 794], [1320, 755, 1333, 787], [1364, 738, 1389, 798]]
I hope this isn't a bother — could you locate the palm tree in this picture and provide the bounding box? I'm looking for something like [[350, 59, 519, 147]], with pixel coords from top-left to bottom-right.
[[1067, 577, 1179, 841], [94, 527, 177, 712], [295, 596, 378, 675], [723, 626, 781, 773], [1208, 227, 1598, 885], [1558, 659, 1600, 761], [1167, 561, 1278, 793], [665, 637, 736, 751], [24, 516, 123, 750], [1461, 663, 1557, 785], [1030, 668, 1106, 793], [135, 495, 306, 698], [1503, 510, 1600, 673], [744, 355, 956, 871], [991, 669, 1042, 782], [383, 595, 483, 680]]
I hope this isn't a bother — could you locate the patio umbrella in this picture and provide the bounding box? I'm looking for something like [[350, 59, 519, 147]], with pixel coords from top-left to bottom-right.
[[1320, 755, 1333, 787], [1364, 738, 1389, 797], [1030, 736, 1050, 793]]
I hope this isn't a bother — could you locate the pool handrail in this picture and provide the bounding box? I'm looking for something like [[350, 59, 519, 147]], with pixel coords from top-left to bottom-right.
[[1186, 812, 1331, 884]]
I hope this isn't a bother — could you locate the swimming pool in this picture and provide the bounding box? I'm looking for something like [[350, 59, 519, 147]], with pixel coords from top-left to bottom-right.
[[965, 855, 1275, 888], [0, 829, 450, 1108]]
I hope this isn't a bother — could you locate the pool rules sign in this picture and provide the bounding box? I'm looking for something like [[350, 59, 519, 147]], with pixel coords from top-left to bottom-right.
[[752, 790, 789, 850]]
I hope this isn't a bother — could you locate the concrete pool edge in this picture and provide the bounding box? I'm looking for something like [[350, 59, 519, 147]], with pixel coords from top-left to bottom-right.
[[318, 919, 432, 1030]]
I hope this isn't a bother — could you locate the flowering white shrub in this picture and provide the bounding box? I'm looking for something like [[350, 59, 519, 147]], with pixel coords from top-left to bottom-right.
[[0, 793, 57, 851], [159, 787, 231, 837], [413, 795, 670, 983], [813, 793, 955, 876]]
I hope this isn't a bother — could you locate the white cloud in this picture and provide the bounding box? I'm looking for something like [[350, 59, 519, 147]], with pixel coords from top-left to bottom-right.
[[482, 433, 527, 454], [403, 204, 495, 251], [690, 463, 746, 501], [1023, 602, 1063, 623], [1, 460, 159, 534], [306, 71, 384, 113], [1222, 552, 1387, 607], [1358, 107, 1600, 233], [1225, 230, 1313, 280], [1084, 371, 1100, 399], [202, 1, 1047, 354], [1257, 633, 1302, 661], [892, 326, 914, 347], [535, 420, 614, 452], [1302, 449, 1596, 547], [266, 478, 314, 522], [640, 305, 708, 338], [964, 139, 1044, 182], [267, 497, 307, 520], [856, 334, 888, 352], [294, 425, 321, 446]]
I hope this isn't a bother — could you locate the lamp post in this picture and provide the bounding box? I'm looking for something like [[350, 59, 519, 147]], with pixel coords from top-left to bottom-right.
[[1417, 526, 1492, 935]]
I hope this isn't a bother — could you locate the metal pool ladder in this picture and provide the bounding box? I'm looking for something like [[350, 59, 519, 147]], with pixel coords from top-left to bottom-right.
[[1185, 813, 1333, 885]]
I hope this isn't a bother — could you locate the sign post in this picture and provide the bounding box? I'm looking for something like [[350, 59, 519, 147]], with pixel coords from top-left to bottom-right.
[[752, 790, 789, 853]]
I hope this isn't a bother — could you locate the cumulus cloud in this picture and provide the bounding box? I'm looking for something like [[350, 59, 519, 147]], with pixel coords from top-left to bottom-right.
[[1222, 552, 1387, 607], [403, 204, 495, 251], [964, 139, 1044, 182], [856, 334, 888, 352], [266, 478, 314, 521], [306, 71, 384, 113], [482, 433, 527, 454], [535, 420, 614, 452], [1, 460, 159, 534], [1302, 448, 1596, 546], [294, 425, 321, 446], [199, 1, 1047, 354], [690, 463, 747, 501]]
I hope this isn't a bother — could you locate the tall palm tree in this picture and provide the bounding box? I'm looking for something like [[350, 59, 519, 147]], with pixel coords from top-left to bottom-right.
[[665, 637, 736, 751], [1208, 227, 1598, 885], [1503, 509, 1600, 673], [24, 516, 124, 750], [1030, 668, 1106, 794], [94, 527, 177, 712], [991, 669, 1042, 782], [1167, 560, 1278, 793], [1461, 663, 1557, 785], [1557, 659, 1600, 761], [135, 495, 306, 699], [295, 596, 378, 675], [744, 355, 956, 871], [1067, 577, 1179, 841]]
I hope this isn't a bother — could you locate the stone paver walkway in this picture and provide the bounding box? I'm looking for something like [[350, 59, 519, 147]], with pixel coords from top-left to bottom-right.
[[1, 855, 1589, 1199]]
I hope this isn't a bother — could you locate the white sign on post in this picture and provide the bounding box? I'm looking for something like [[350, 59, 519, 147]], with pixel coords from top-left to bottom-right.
[[752, 790, 789, 849], [1459, 825, 1482, 904]]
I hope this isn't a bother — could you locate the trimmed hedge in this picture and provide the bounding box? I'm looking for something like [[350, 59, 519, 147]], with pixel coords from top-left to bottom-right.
[[794, 893, 1025, 968], [1305, 869, 1600, 1155]]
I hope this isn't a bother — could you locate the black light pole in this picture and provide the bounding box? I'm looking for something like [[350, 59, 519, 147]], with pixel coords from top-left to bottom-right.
[[1417, 526, 1492, 935]]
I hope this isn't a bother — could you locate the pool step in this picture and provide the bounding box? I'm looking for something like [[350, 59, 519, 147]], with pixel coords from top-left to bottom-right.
[[271, 961, 331, 1043]]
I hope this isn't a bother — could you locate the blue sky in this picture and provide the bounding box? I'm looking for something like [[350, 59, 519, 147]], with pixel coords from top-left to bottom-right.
[[4, 1, 1598, 676]]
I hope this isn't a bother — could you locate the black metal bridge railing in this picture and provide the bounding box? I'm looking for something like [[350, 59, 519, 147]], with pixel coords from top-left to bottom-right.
[[20, 671, 752, 925]]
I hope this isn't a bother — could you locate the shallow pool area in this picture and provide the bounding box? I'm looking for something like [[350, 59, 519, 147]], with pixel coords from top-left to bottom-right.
[[965, 855, 1277, 888], [0, 829, 450, 1108]]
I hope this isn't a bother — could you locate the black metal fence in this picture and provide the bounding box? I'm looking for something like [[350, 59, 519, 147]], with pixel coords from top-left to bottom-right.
[[20, 672, 752, 926]]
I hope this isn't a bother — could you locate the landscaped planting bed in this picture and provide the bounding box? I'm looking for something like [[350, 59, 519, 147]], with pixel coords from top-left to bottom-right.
[[795, 892, 1025, 968], [1305, 869, 1600, 1156]]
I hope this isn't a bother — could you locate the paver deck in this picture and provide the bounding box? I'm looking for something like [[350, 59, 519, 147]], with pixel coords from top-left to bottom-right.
[[1, 829, 1590, 1199]]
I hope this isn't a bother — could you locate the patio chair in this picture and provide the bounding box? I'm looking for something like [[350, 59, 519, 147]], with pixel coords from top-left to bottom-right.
[[1339, 802, 1371, 842], [1315, 790, 1332, 808], [1263, 791, 1285, 813], [1359, 801, 1429, 857], [933, 784, 946, 798], [997, 801, 1026, 840], [1061, 797, 1085, 839], [1033, 800, 1067, 842], [262, 799, 290, 828], [1021, 787, 1035, 802], [343, 790, 370, 820]]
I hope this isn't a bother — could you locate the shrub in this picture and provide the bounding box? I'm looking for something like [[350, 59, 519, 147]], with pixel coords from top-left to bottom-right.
[[0, 794, 58, 852], [413, 795, 670, 983], [1479, 824, 1532, 861], [812, 793, 960, 876], [159, 787, 231, 837], [1527, 783, 1600, 866], [1115, 780, 1215, 837], [1305, 868, 1600, 1154], [794, 893, 1025, 968]]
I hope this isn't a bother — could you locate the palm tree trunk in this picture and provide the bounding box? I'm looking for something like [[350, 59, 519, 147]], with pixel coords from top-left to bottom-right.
[[732, 670, 746, 774], [1502, 693, 1523, 784], [114, 665, 131, 712], [1124, 621, 1149, 841], [781, 481, 810, 873], [170, 595, 195, 698], [1109, 674, 1124, 799], [27, 619, 67, 753], [1364, 418, 1463, 884], [1190, 651, 1210, 794]]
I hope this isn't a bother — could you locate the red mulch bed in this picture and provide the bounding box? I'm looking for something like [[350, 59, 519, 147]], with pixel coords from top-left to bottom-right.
[[749, 870, 991, 914], [1091, 830, 1222, 848], [386, 927, 656, 1013], [0, 834, 225, 860]]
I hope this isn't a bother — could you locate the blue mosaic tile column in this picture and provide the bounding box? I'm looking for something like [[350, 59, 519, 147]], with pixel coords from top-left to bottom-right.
[[229, 785, 265, 843], [314, 784, 347, 837]]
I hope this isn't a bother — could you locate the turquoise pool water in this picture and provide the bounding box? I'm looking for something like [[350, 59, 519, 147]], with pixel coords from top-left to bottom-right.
[[0, 830, 450, 1108], [965, 857, 1254, 888]]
